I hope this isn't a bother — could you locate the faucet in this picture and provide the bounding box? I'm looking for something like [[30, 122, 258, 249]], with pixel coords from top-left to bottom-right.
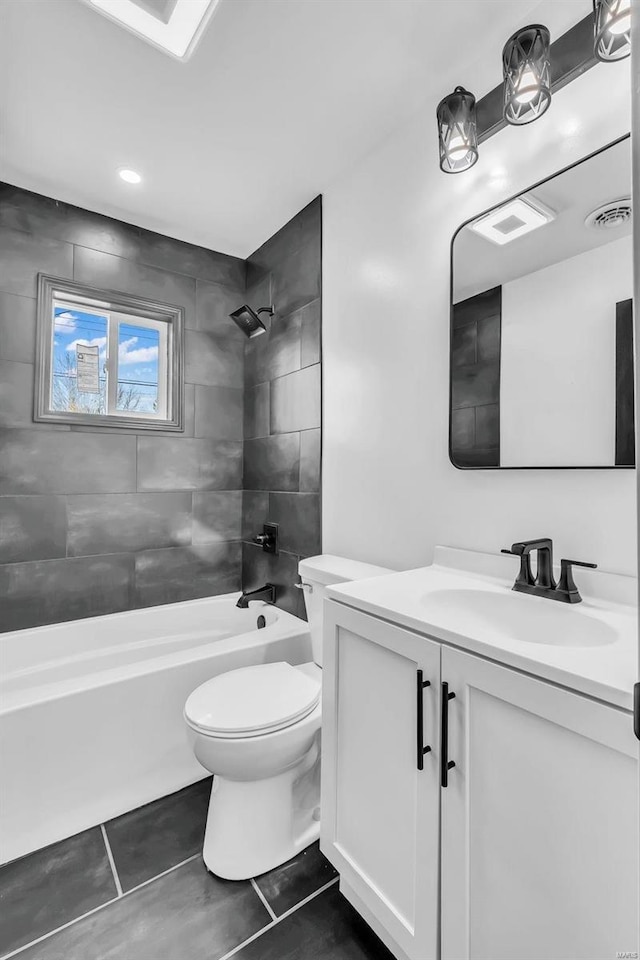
[[501, 539, 596, 604], [236, 583, 277, 609]]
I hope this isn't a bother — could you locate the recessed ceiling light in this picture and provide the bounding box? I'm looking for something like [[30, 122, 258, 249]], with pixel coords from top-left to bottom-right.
[[470, 197, 554, 245], [119, 169, 142, 184], [83, 0, 220, 61]]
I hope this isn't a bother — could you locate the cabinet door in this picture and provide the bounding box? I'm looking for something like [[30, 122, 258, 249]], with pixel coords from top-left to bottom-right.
[[441, 645, 639, 960], [321, 601, 441, 960]]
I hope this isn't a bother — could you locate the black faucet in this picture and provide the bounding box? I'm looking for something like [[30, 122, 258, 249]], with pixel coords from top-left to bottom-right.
[[236, 583, 277, 609], [501, 539, 596, 604]]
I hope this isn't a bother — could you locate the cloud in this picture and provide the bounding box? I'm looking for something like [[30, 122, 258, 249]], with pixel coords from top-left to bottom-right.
[[118, 336, 158, 366], [66, 336, 107, 353], [55, 311, 79, 331]]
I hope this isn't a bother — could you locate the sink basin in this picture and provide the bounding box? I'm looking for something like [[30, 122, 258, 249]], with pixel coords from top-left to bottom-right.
[[421, 588, 617, 648]]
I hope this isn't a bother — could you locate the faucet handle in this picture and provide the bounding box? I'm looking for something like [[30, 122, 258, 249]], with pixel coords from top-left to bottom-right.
[[501, 548, 534, 586], [557, 559, 597, 603]]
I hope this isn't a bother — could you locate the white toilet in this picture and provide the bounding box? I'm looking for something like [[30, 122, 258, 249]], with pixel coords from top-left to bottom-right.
[[183, 554, 390, 880]]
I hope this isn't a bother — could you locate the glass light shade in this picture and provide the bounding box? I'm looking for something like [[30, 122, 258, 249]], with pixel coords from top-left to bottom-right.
[[436, 86, 478, 175], [593, 0, 631, 61], [503, 25, 551, 125]]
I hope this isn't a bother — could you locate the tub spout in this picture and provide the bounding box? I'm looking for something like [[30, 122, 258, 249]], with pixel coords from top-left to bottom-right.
[[236, 584, 277, 608]]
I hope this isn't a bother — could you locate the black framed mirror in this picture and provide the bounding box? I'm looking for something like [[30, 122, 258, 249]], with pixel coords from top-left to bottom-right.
[[450, 134, 634, 470]]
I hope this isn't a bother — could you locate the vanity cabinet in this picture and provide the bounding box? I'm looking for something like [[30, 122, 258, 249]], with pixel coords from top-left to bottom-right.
[[321, 600, 639, 960]]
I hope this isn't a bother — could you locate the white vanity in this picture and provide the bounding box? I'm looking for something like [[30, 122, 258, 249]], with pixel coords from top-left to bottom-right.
[[320, 547, 639, 960]]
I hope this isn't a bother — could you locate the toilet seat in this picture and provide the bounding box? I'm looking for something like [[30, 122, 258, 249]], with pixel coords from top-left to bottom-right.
[[184, 662, 321, 739]]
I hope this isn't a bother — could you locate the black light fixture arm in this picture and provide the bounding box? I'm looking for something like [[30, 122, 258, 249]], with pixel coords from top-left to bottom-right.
[[256, 306, 275, 317]]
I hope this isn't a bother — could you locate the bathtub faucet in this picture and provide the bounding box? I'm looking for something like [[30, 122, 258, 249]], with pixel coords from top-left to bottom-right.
[[236, 583, 277, 608]]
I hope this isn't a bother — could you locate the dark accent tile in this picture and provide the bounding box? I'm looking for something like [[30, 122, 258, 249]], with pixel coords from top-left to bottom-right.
[[452, 285, 501, 329], [193, 491, 242, 543], [0, 495, 67, 563], [299, 428, 321, 492], [66, 493, 192, 556], [450, 406, 475, 453], [0, 359, 34, 428], [137, 437, 242, 492], [268, 493, 320, 556], [0, 226, 73, 297], [0, 554, 133, 632], [271, 237, 321, 319], [0, 430, 137, 494], [137, 228, 246, 287], [17, 858, 269, 960], [244, 382, 270, 440], [248, 197, 321, 278], [477, 314, 501, 362], [271, 365, 320, 434], [243, 434, 300, 492], [0, 292, 36, 363], [105, 779, 212, 892], [185, 331, 244, 388], [195, 279, 245, 338], [0, 827, 117, 957], [267, 310, 302, 380], [234, 882, 394, 960], [244, 327, 271, 387], [73, 246, 196, 329], [194, 385, 243, 440], [476, 402, 500, 447], [452, 322, 477, 367], [451, 362, 500, 410], [134, 542, 241, 607], [242, 542, 301, 617], [254, 842, 337, 917], [300, 299, 321, 368], [242, 491, 269, 540]]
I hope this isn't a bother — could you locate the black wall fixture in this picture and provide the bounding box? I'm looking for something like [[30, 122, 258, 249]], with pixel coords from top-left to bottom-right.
[[502, 24, 552, 125], [593, 0, 631, 61], [436, 86, 479, 175]]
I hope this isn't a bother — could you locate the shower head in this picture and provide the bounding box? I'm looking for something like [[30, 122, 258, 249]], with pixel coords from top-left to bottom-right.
[[229, 304, 274, 339]]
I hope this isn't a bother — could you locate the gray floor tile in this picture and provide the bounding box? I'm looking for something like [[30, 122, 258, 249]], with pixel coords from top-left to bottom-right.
[[104, 779, 212, 893], [0, 827, 116, 957], [254, 841, 337, 917], [16, 858, 269, 960]]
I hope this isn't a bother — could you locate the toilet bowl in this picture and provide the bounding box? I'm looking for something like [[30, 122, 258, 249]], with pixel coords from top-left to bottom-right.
[[184, 554, 391, 880]]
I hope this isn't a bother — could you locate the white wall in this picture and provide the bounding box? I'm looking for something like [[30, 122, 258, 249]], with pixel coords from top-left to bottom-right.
[[501, 237, 633, 467], [322, 60, 636, 575]]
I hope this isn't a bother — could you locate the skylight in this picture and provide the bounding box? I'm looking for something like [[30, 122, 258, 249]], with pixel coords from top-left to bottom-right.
[[84, 0, 220, 60]]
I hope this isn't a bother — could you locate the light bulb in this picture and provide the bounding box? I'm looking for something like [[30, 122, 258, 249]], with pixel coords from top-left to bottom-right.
[[448, 135, 471, 161], [515, 68, 540, 104], [606, 0, 630, 35]]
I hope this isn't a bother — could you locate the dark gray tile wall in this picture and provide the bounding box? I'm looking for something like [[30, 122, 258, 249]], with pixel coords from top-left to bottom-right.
[[241, 198, 322, 620], [0, 184, 246, 632]]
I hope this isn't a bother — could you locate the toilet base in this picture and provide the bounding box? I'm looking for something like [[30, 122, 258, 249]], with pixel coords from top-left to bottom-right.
[[202, 734, 321, 880]]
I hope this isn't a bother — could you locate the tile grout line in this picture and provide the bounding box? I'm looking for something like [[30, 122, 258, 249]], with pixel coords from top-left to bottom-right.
[[218, 876, 340, 960], [0, 853, 202, 960], [100, 824, 123, 897], [249, 878, 277, 922]]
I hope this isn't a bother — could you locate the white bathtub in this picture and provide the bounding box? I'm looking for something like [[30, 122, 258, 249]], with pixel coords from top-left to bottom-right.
[[0, 595, 311, 864]]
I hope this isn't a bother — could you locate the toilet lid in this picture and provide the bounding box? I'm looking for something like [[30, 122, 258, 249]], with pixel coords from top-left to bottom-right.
[[184, 662, 321, 738]]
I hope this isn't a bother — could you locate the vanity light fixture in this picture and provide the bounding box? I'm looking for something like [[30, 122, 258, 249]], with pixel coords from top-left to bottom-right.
[[436, 86, 479, 174], [470, 196, 554, 245], [593, 0, 631, 61], [502, 24, 552, 125]]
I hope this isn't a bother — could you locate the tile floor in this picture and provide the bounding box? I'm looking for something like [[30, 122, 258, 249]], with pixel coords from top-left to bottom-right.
[[0, 778, 394, 960]]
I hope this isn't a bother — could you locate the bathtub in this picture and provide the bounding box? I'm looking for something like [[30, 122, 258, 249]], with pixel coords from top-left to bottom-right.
[[0, 595, 311, 864]]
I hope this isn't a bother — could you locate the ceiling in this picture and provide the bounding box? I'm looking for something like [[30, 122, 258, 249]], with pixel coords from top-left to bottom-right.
[[0, 0, 593, 258]]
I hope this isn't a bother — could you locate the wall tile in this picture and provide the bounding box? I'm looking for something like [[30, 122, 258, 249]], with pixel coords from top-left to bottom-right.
[[195, 280, 245, 338], [267, 310, 302, 379], [193, 491, 242, 543], [299, 428, 321, 492], [0, 554, 133, 632], [451, 407, 475, 452], [0, 496, 67, 563], [137, 437, 242, 491], [137, 228, 246, 287], [451, 362, 500, 410], [185, 331, 244, 387], [300, 299, 321, 368], [244, 327, 271, 386], [0, 430, 137, 494], [244, 434, 300, 492], [270, 364, 320, 434], [452, 322, 477, 367], [271, 237, 321, 319], [66, 493, 192, 556], [242, 491, 269, 540], [0, 359, 34, 428], [73, 246, 196, 329], [241, 542, 300, 617], [476, 402, 500, 447], [247, 197, 321, 277], [268, 493, 321, 556], [477, 314, 501, 362], [134, 542, 241, 607], [194, 385, 243, 440], [0, 292, 37, 363], [0, 226, 73, 297], [244, 382, 270, 440]]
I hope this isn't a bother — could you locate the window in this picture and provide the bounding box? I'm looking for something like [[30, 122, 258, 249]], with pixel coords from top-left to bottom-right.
[[35, 276, 184, 431]]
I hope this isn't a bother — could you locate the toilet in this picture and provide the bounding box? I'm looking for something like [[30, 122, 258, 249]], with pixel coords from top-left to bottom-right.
[[183, 554, 390, 880]]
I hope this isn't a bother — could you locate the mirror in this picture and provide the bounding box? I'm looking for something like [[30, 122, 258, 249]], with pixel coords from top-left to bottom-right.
[[450, 136, 634, 469]]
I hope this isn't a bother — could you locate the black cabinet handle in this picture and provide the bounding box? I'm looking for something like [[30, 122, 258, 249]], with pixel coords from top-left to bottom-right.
[[441, 681, 456, 787], [416, 670, 431, 770]]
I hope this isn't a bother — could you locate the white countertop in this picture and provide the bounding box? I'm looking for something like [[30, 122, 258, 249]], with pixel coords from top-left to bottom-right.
[[326, 547, 638, 712]]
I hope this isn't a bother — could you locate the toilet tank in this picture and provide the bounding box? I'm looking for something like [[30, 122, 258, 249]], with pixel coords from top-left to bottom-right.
[[298, 555, 392, 667]]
